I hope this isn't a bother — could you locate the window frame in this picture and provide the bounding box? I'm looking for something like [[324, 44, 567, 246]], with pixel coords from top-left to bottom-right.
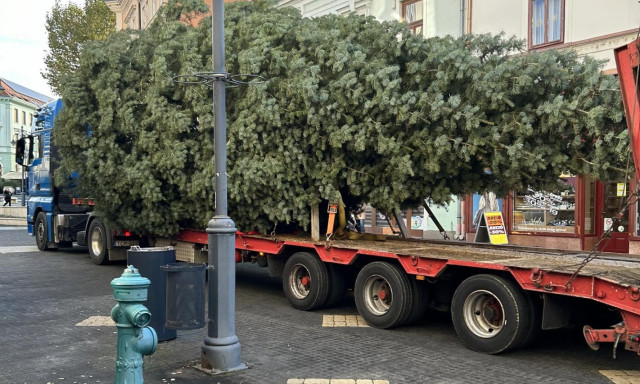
[[402, 0, 424, 36], [528, 0, 565, 49]]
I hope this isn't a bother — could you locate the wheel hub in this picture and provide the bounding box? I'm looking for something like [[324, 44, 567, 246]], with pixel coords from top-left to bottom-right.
[[363, 275, 392, 316], [289, 264, 311, 300], [463, 290, 505, 338]]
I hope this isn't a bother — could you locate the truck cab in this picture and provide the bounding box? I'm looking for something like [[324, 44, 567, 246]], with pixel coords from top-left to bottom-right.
[[15, 99, 138, 264]]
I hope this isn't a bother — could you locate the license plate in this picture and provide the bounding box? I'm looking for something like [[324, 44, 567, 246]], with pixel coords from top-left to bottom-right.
[[114, 240, 138, 247]]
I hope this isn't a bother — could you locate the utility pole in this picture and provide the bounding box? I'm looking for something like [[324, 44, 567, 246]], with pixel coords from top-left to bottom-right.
[[201, 0, 246, 373]]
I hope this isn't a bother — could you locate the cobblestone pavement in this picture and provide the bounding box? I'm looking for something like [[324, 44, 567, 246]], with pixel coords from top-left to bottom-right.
[[1, 226, 639, 384]]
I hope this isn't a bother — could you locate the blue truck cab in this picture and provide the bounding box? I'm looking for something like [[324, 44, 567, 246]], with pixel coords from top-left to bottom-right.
[[15, 99, 139, 264]]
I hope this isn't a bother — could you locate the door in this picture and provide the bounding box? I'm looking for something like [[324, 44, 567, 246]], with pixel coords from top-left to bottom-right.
[[596, 181, 630, 253]]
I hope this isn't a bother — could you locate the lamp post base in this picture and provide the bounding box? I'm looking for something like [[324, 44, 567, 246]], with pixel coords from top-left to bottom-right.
[[201, 336, 246, 373]]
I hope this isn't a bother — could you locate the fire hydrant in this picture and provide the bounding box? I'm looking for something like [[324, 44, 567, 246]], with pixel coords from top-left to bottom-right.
[[111, 265, 158, 384]]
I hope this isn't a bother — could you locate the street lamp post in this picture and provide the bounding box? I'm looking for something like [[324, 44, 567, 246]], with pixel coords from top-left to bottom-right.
[[200, 0, 245, 373], [20, 126, 25, 206]]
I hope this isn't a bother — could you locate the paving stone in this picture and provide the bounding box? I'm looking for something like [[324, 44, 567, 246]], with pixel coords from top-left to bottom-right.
[[2, 229, 639, 384]]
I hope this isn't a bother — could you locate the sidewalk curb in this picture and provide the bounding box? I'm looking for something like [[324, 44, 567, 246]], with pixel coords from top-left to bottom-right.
[[0, 218, 26, 226]]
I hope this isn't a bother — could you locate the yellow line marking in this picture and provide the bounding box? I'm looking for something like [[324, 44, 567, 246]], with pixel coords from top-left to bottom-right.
[[321, 314, 369, 328], [600, 370, 640, 384], [75, 315, 115, 327]]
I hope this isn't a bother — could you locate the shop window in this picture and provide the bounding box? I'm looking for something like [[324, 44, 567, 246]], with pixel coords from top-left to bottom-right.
[[471, 192, 502, 230], [513, 176, 576, 234], [402, 0, 423, 36], [529, 0, 564, 48]]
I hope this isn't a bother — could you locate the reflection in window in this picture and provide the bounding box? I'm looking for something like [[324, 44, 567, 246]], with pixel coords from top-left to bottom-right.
[[471, 192, 502, 230]]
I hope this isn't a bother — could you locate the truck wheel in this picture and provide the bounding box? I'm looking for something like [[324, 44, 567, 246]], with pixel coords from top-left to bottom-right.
[[282, 252, 329, 311], [354, 261, 412, 329], [34, 212, 50, 251], [88, 219, 108, 265], [451, 274, 532, 354]]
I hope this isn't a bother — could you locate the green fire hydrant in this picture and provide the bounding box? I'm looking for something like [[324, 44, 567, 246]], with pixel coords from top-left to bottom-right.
[[111, 265, 158, 384]]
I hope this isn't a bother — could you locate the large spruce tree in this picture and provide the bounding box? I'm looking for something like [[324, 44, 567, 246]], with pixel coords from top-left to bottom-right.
[[54, 0, 629, 236]]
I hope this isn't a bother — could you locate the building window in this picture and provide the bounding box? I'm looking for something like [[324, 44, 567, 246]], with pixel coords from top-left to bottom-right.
[[530, 0, 564, 48], [29, 114, 33, 126], [512, 176, 576, 234], [402, 0, 423, 36], [125, 7, 137, 30], [14, 108, 18, 122], [22, 111, 26, 124]]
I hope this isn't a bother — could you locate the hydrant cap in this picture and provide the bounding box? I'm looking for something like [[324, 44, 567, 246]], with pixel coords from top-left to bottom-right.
[[111, 265, 151, 302]]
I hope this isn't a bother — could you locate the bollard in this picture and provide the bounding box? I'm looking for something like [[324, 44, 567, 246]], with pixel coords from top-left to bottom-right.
[[111, 265, 158, 384]]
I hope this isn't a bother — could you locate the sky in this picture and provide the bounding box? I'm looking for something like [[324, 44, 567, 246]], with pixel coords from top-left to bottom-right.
[[0, 0, 83, 98]]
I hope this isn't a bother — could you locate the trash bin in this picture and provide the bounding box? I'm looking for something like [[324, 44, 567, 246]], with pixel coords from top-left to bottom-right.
[[161, 263, 206, 330], [127, 246, 177, 341]]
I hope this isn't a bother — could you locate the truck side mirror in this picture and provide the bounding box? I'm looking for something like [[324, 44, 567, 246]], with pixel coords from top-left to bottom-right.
[[15, 138, 26, 166], [15, 136, 34, 166]]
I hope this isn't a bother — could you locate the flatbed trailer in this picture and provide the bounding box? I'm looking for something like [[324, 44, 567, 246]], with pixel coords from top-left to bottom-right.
[[169, 229, 640, 357]]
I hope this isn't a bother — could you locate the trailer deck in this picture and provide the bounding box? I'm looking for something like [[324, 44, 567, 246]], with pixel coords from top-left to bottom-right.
[[244, 233, 640, 287]]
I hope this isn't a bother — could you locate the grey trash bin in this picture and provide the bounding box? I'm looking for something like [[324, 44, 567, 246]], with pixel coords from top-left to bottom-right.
[[161, 262, 206, 330], [127, 246, 177, 341]]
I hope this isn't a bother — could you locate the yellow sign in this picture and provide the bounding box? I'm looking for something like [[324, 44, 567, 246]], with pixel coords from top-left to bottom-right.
[[617, 183, 627, 197], [484, 211, 508, 245]]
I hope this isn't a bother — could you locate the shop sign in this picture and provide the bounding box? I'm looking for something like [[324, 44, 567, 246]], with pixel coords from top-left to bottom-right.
[[484, 212, 508, 244], [474, 211, 508, 244]]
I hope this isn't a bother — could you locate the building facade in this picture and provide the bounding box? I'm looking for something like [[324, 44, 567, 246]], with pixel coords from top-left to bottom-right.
[[0, 78, 52, 179], [104, 0, 215, 30]]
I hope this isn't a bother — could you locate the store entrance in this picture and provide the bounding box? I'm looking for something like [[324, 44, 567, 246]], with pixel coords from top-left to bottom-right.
[[596, 181, 630, 253]]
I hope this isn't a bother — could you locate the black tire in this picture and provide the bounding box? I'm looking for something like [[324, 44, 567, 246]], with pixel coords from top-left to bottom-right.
[[451, 274, 532, 354], [282, 252, 330, 311], [324, 264, 346, 308], [88, 219, 108, 265], [354, 261, 412, 329], [516, 291, 542, 348], [34, 212, 50, 251], [404, 277, 429, 325]]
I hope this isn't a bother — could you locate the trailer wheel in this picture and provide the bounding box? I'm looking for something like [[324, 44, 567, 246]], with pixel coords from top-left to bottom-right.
[[88, 219, 108, 265], [282, 252, 329, 311], [324, 264, 346, 308], [354, 262, 412, 329], [516, 292, 542, 349], [405, 278, 429, 325], [34, 212, 50, 251], [451, 274, 532, 354]]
